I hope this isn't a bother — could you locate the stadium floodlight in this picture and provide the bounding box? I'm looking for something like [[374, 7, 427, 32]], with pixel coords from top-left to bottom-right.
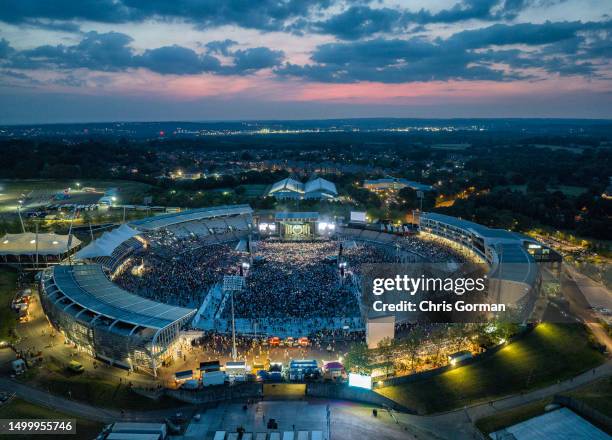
[[223, 275, 244, 291]]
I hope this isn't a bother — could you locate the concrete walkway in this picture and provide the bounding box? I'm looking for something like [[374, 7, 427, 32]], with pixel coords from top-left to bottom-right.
[[392, 358, 612, 439], [2, 356, 611, 440]]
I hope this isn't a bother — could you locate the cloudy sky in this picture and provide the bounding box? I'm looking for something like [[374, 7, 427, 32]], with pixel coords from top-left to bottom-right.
[[0, 0, 610, 123]]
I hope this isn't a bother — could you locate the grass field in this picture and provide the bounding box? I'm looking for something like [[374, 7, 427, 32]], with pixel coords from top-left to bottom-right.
[[475, 398, 552, 434], [238, 184, 268, 197], [377, 323, 606, 414], [531, 144, 585, 154], [0, 268, 18, 342], [496, 184, 588, 196], [0, 398, 104, 440], [30, 357, 179, 411], [566, 376, 612, 416], [431, 144, 471, 150], [475, 377, 612, 434], [0, 179, 151, 213]]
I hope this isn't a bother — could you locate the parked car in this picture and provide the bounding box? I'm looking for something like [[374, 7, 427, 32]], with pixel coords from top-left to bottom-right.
[[67, 361, 84, 373]]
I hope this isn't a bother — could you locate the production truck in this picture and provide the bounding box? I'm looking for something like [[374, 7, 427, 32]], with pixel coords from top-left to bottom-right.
[[202, 370, 226, 387]]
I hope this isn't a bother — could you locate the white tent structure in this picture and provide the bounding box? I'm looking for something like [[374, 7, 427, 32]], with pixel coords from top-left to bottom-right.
[[267, 177, 338, 200], [75, 224, 139, 259], [304, 177, 338, 199], [0, 232, 81, 265]]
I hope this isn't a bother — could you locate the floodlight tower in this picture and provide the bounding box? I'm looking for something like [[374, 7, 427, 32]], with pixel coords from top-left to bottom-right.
[[223, 275, 245, 361]]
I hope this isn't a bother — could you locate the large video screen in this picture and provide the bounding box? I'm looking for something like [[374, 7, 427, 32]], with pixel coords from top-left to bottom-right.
[[350, 211, 367, 223]]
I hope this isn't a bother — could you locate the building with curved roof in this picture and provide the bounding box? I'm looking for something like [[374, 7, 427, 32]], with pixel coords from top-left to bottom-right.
[[37, 204, 253, 376], [267, 177, 338, 200], [40, 264, 196, 376], [419, 212, 549, 314]]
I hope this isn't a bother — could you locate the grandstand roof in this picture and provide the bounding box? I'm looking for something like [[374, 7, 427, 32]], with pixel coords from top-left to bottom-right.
[[51, 264, 195, 329], [421, 212, 522, 242], [129, 205, 252, 231], [304, 177, 338, 195], [422, 212, 537, 284], [268, 178, 305, 195], [275, 212, 320, 221], [0, 232, 81, 256], [75, 224, 139, 259]]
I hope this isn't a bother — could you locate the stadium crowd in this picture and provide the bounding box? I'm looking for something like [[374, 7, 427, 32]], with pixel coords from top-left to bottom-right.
[[230, 240, 360, 319], [114, 231, 241, 307]]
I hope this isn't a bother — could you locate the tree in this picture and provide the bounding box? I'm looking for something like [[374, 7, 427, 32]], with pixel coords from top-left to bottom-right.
[[429, 326, 446, 367], [344, 342, 372, 375], [377, 337, 397, 377], [401, 328, 423, 373]]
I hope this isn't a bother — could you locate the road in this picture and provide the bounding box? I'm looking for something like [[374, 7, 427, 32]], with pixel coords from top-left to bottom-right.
[[560, 266, 612, 352], [1, 357, 611, 439]]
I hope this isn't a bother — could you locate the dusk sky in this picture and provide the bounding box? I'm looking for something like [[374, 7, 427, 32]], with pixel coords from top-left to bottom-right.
[[0, 0, 611, 123]]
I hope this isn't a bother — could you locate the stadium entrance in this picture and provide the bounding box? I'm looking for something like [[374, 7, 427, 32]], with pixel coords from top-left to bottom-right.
[[275, 212, 318, 240]]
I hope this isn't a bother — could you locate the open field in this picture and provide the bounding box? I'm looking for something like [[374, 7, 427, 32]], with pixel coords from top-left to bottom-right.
[[566, 376, 612, 416], [496, 184, 588, 196], [475, 376, 612, 434], [24, 356, 179, 411], [0, 268, 18, 342], [431, 143, 471, 150], [474, 398, 552, 434], [238, 184, 268, 197], [0, 179, 151, 213], [0, 398, 104, 440], [531, 144, 586, 153], [377, 323, 606, 414]]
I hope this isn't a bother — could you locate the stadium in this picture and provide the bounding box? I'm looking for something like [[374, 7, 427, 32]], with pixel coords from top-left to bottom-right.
[[38, 204, 554, 376]]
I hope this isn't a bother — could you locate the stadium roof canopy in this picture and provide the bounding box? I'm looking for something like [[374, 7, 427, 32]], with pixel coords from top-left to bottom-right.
[[421, 212, 537, 284], [75, 224, 139, 259], [304, 177, 338, 196], [275, 212, 320, 221], [421, 212, 524, 243], [0, 232, 81, 256], [52, 264, 195, 329], [129, 204, 253, 231]]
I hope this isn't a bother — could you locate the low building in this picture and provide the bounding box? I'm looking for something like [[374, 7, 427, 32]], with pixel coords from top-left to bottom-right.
[[364, 177, 433, 193]]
